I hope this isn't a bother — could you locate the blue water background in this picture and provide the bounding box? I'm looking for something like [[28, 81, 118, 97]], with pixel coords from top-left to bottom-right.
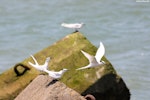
[[0, 0, 150, 99]]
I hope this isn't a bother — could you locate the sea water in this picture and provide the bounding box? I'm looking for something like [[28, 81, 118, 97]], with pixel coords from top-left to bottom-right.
[[0, 0, 150, 99]]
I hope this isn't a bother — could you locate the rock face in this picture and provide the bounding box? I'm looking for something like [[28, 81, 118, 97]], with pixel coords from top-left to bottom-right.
[[82, 73, 130, 100], [0, 32, 130, 100], [15, 75, 85, 100]]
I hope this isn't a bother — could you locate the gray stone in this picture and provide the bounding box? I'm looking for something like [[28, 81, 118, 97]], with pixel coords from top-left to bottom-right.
[[15, 75, 85, 100]]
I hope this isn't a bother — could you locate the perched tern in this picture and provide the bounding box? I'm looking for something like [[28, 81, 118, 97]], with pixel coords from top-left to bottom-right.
[[28, 55, 50, 72], [76, 42, 105, 70], [61, 23, 85, 32], [44, 69, 68, 80]]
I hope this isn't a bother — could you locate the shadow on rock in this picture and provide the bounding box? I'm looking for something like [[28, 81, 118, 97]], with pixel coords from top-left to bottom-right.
[[46, 79, 58, 87], [82, 73, 130, 100]]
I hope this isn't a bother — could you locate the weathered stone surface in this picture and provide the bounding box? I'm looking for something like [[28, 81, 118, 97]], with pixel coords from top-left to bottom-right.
[[15, 75, 85, 100], [0, 32, 130, 100]]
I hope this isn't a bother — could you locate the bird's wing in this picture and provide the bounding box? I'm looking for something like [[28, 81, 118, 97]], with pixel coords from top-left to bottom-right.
[[61, 23, 80, 28], [30, 55, 39, 65], [47, 70, 61, 79], [28, 62, 36, 68], [55, 73, 61, 77], [95, 42, 105, 62], [81, 50, 95, 63], [44, 57, 50, 70], [76, 65, 91, 70], [74, 24, 82, 29]]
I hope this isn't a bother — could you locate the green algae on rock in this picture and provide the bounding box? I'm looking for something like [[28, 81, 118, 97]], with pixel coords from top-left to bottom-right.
[[0, 32, 120, 99]]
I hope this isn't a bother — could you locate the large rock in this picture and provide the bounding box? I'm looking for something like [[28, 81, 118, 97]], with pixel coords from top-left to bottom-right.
[[0, 32, 130, 100], [15, 75, 85, 100]]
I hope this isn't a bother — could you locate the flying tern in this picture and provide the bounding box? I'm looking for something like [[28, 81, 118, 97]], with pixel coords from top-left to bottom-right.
[[76, 42, 105, 70]]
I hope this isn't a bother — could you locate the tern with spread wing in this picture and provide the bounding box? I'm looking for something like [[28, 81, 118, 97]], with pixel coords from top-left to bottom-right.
[[76, 42, 105, 70], [28, 55, 50, 72]]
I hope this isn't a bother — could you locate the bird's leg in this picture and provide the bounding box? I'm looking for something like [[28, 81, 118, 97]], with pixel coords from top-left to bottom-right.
[[74, 29, 79, 33]]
